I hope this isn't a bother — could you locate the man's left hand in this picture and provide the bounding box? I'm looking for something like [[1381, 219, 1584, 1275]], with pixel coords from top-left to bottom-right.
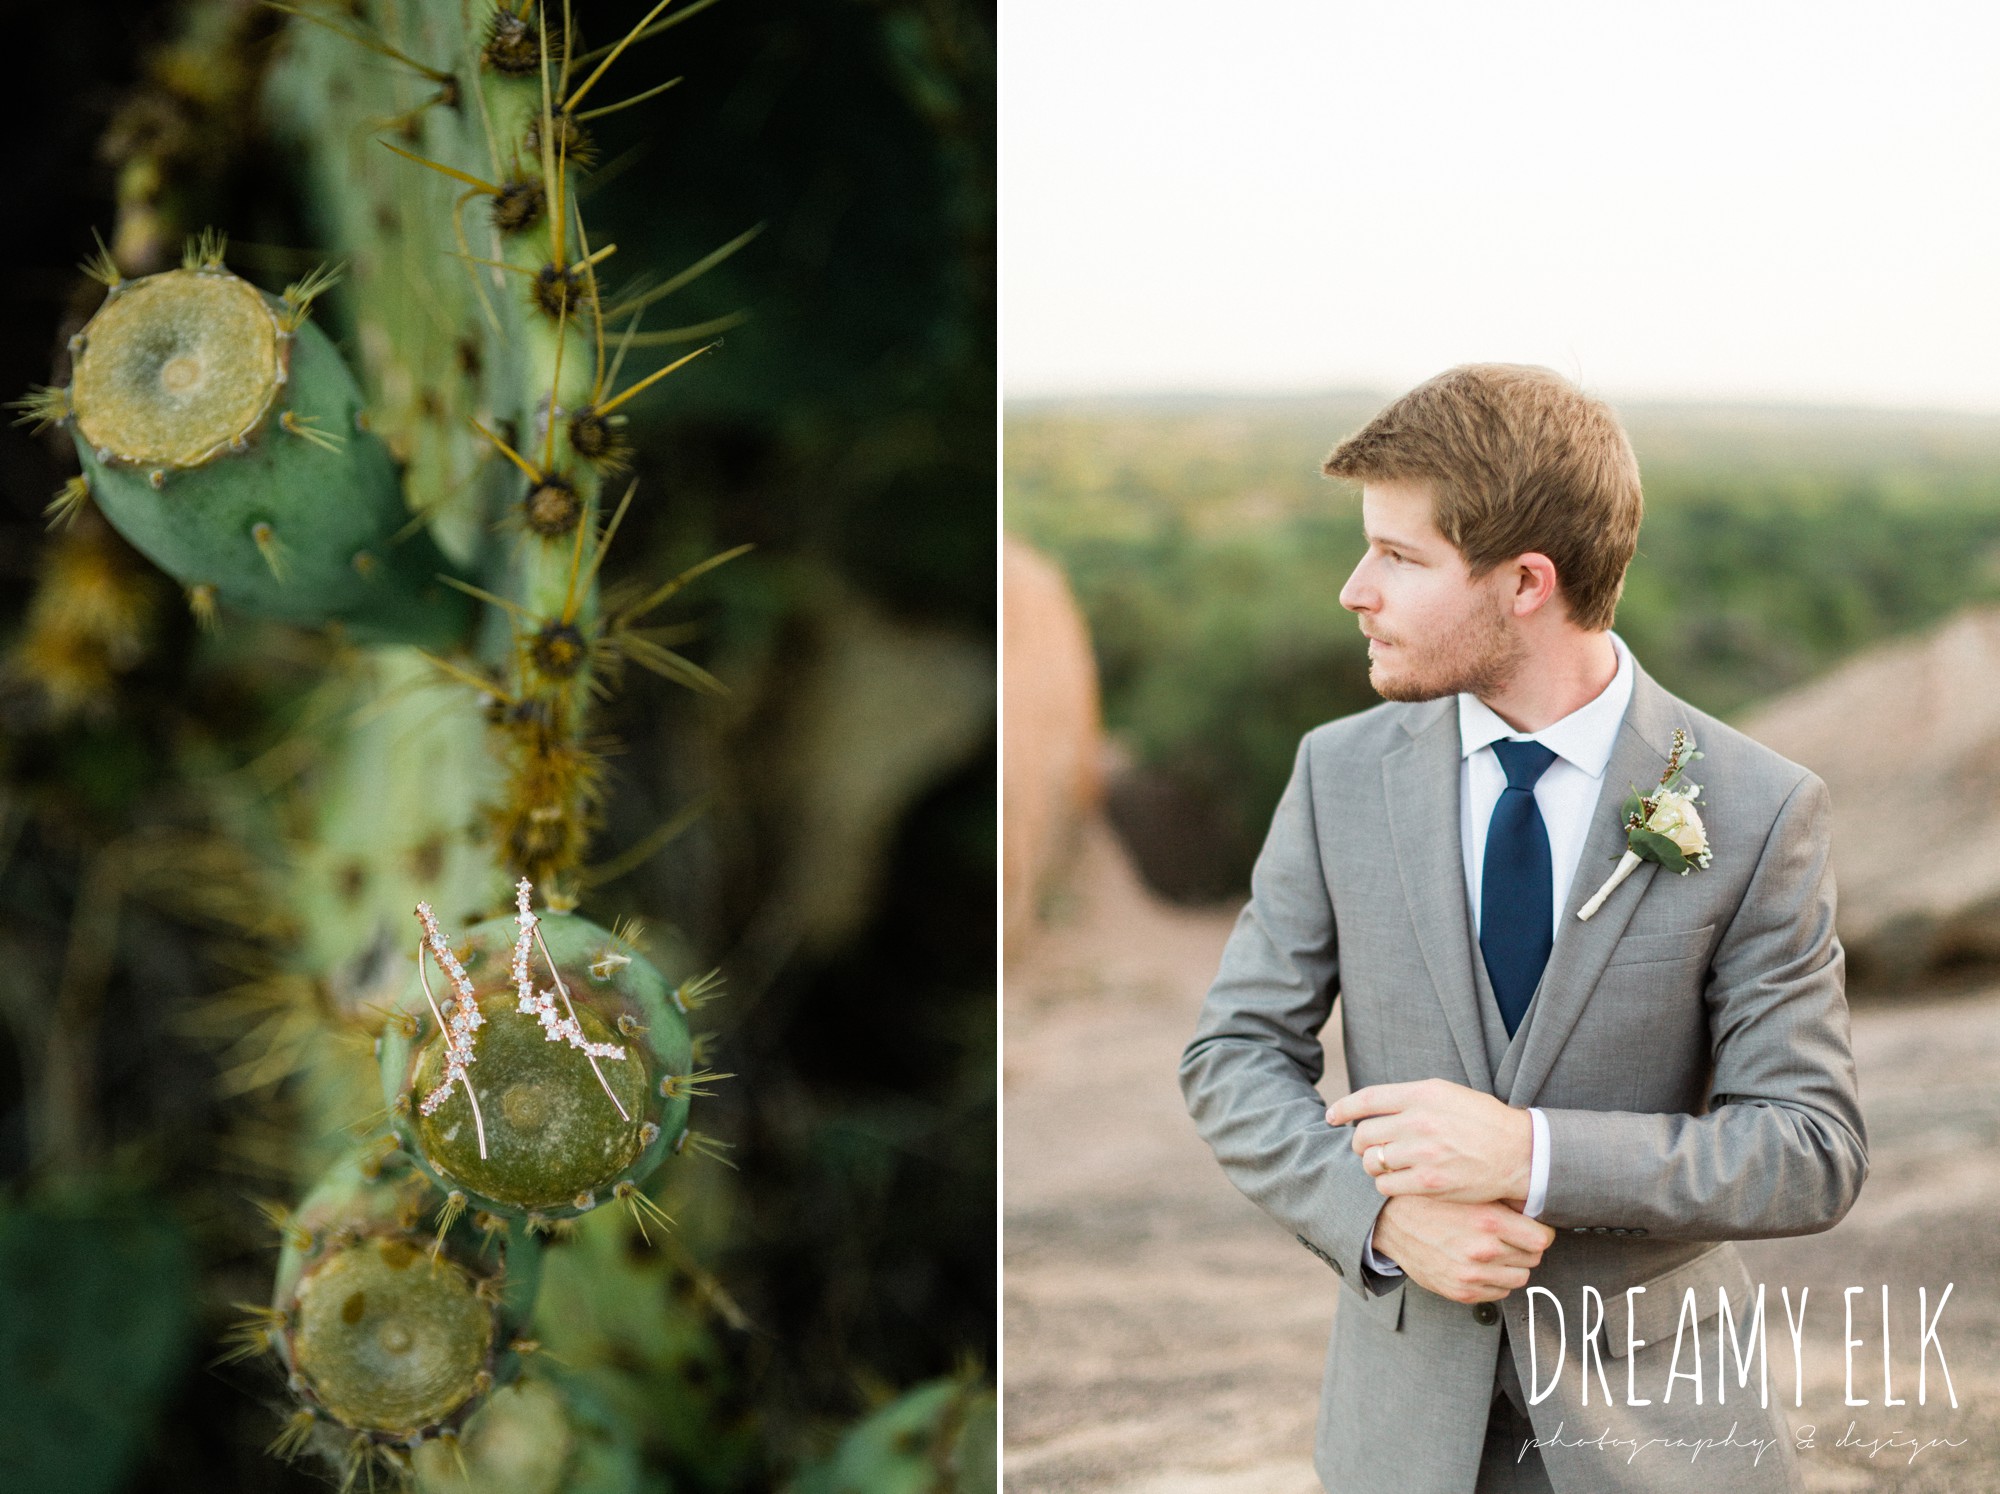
[[1327, 1078, 1531, 1205]]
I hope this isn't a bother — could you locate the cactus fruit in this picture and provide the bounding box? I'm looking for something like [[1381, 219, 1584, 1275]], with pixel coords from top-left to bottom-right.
[[265, 1144, 542, 1467], [36, 251, 471, 645], [288, 1239, 497, 1432]]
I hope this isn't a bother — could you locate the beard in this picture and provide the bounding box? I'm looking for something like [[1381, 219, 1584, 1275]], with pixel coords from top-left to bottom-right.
[[1365, 593, 1525, 703]]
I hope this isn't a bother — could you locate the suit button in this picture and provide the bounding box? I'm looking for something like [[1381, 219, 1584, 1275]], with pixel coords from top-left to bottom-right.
[[1592, 1226, 1609, 1234], [1571, 1227, 1588, 1234], [1331, 1259, 1345, 1277], [1611, 1227, 1628, 1236], [1474, 1303, 1500, 1326], [1632, 1228, 1648, 1237]]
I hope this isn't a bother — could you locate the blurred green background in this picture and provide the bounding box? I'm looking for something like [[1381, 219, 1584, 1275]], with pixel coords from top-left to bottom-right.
[[1008, 393, 2000, 900]]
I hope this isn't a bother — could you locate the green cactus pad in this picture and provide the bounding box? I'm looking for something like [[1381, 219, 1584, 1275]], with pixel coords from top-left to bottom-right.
[[411, 1369, 644, 1494], [382, 908, 695, 1220], [793, 1378, 998, 1494], [413, 996, 651, 1211], [0, 1191, 197, 1494], [290, 1235, 495, 1434], [413, 1377, 573, 1494], [65, 265, 471, 645], [271, 1146, 541, 1448]]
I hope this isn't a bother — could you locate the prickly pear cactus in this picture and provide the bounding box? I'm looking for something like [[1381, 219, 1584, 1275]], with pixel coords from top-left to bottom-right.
[[23, 0, 757, 1484], [216, 1, 770, 1480], [7, 0, 997, 1488]]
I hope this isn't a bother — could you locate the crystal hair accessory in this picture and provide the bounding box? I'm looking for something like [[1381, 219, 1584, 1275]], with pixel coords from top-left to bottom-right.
[[510, 878, 631, 1120], [413, 879, 636, 1160], [415, 900, 489, 1154]]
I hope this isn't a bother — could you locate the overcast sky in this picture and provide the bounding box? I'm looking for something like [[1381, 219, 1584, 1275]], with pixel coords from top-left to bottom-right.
[[1003, 2, 2000, 409]]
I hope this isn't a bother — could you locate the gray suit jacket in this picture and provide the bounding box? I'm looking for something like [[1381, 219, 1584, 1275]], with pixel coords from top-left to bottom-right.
[[1180, 659, 1867, 1494]]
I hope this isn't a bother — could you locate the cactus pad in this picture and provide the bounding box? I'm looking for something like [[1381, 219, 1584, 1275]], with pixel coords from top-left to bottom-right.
[[383, 902, 695, 1219], [413, 1377, 574, 1494], [269, 1145, 541, 1450], [63, 262, 470, 644], [792, 1376, 998, 1494], [411, 1369, 645, 1494], [411, 995, 652, 1210], [289, 1235, 496, 1434]]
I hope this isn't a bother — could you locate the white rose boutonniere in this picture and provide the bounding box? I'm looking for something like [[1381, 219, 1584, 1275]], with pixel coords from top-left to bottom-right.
[[1578, 728, 1713, 921]]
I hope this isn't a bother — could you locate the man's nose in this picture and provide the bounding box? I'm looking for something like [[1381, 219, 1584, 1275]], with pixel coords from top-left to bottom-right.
[[1338, 555, 1372, 614]]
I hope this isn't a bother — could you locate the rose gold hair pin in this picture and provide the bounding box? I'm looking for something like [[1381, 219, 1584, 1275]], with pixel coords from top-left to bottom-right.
[[415, 900, 490, 1156], [511, 878, 631, 1121]]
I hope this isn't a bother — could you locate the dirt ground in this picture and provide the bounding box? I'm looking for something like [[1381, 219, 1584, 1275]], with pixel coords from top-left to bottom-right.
[[1004, 821, 2000, 1494]]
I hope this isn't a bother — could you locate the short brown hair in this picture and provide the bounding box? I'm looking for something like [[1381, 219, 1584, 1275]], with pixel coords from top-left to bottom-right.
[[1321, 364, 1642, 631]]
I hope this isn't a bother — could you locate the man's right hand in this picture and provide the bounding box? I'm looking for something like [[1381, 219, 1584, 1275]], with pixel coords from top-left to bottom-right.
[[1370, 1196, 1555, 1304]]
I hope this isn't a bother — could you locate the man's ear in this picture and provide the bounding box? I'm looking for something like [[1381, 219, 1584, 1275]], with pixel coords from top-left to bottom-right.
[[1510, 553, 1562, 618]]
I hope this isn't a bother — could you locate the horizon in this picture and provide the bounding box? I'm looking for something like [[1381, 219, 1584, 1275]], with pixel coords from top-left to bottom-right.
[[1005, 386, 2000, 422]]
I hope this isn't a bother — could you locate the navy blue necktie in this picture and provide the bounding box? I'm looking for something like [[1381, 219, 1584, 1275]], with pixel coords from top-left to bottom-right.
[[1480, 739, 1558, 1037]]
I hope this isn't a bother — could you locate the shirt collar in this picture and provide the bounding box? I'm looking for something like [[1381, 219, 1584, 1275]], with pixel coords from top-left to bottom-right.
[[1457, 632, 1635, 780]]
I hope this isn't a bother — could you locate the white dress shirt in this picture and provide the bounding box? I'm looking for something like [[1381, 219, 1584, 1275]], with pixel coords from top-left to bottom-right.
[[1362, 633, 1636, 1278]]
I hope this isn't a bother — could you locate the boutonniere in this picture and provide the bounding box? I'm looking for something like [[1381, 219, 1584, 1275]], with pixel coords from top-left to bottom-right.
[[1577, 728, 1712, 921]]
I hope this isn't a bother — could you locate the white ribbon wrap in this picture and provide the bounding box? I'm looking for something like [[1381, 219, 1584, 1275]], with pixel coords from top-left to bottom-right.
[[1577, 848, 1643, 921]]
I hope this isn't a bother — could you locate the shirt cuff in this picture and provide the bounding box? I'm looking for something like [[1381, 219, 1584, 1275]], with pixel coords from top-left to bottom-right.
[[1360, 1222, 1404, 1276], [1524, 1106, 1550, 1218]]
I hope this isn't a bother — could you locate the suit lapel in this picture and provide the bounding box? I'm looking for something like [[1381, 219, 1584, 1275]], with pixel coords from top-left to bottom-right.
[[1504, 665, 1682, 1107], [1382, 700, 1493, 1093]]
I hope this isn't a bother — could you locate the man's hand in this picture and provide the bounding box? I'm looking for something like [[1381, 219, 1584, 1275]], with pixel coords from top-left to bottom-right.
[[1370, 1196, 1555, 1304], [1327, 1078, 1532, 1204]]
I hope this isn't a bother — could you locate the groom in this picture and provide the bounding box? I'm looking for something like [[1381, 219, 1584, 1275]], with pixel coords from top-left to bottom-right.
[[1179, 365, 1866, 1494]]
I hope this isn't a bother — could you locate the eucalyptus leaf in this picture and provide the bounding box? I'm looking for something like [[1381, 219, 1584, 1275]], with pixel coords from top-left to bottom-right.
[[1628, 826, 1689, 875]]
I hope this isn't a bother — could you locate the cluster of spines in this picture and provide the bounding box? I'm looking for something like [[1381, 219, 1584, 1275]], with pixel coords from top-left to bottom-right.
[[349, 0, 762, 893]]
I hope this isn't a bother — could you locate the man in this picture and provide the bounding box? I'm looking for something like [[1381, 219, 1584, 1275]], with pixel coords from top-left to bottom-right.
[[1179, 365, 1866, 1494]]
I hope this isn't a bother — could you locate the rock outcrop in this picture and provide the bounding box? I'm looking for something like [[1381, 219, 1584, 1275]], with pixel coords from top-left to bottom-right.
[[1739, 607, 2000, 988], [1003, 539, 1103, 955]]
